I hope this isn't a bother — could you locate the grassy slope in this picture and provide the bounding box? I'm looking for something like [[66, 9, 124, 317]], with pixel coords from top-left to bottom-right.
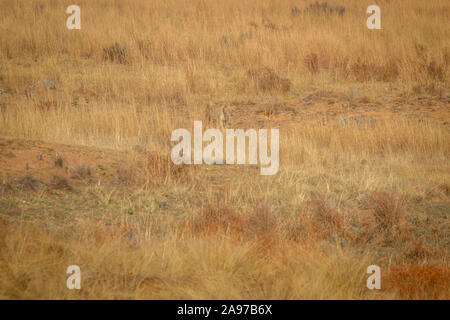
[[0, 0, 449, 299]]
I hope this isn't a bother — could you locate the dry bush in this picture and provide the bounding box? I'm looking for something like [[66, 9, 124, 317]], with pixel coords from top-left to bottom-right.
[[17, 175, 41, 192], [246, 67, 291, 93], [33, 95, 60, 112], [403, 241, 444, 262], [50, 175, 73, 191], [188, 204, 245, 236], [360, 190, 411, 246], [369, 191, 407, 233], [0, 178, 15, 195], [425, 60, 446, 81], [54, 153, 63, 168], [438, 183, 450, 197], [304, 53, 320, 74], [136, 40, 152, 61], [188, 202, 279, 243], [414, 44, 447, 81], [247, 202, 279, 241], [70, 164, 92, 180], [117, 164, 137, 186], [350, 58, 399, 82], [304, 2, 346, 16], [306, 194, 346, 240], [385, 265, 449, 299], [103, 42, 128, 64]]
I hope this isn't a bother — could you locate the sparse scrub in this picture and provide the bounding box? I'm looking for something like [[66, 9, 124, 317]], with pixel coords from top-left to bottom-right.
[[361, 190, 411, 246], [246, 67, 291, 93], [50, 175, 73, 192], [304, 53, 320, 74], [349, 58, 399, 82], [103, 42, 128, 64], [368, 191, 407, 234], [304, 2, 346, 17], [17, 175, 42, 192], [70, 164, 92, 180]]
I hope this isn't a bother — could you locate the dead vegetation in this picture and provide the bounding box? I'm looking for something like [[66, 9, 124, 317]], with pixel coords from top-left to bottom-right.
[[385, 265, 449, 299], [246, 67, 291, 93], [103, 42, 128, 64], [70, 164, 92, 180], [0, 0, 448, 299], [363, 190, 411, 246], [304, 2, 346, 17]]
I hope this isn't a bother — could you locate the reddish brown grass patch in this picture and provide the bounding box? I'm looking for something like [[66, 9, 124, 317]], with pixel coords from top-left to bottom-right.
[[307, 194, 347, 240], [360, 190, 411, 246], [385, 264, 449, 299], [188, 204, 246, 236], [247, 202, 279, 245]]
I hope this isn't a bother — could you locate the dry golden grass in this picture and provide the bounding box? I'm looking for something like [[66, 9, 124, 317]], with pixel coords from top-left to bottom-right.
[[0, 0, 449, 299]]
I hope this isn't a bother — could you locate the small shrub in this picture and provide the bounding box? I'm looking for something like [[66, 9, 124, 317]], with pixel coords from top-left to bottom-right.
[[304, 2, 345, 16], [426, 60, 445, 81], [103, 42, 128, 64], [403, 241, 443, 261], [0, 177, 15, 194], [438, 183, 450, 197], [117, 165, 136, 186], [189, 204, 245, 235], [290, 6, 301, 17], [35, 96, 59, 111], [70, 164, 92, 180], [307, 194, 346, 239], [54, 153, 63, 168], [360, 190, 411, 246], [137, 40, 152, 60], [414, 43, 446, 81], [304, 53, 319, 74], [262, 18, 278, 31], [350, 58, 399, 82], [50, 175, 73, 191], [247, 202, 278, 239], [369, 191, 406, 232], [246, 67, 291, 93], [17, 175, 41, 191]]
